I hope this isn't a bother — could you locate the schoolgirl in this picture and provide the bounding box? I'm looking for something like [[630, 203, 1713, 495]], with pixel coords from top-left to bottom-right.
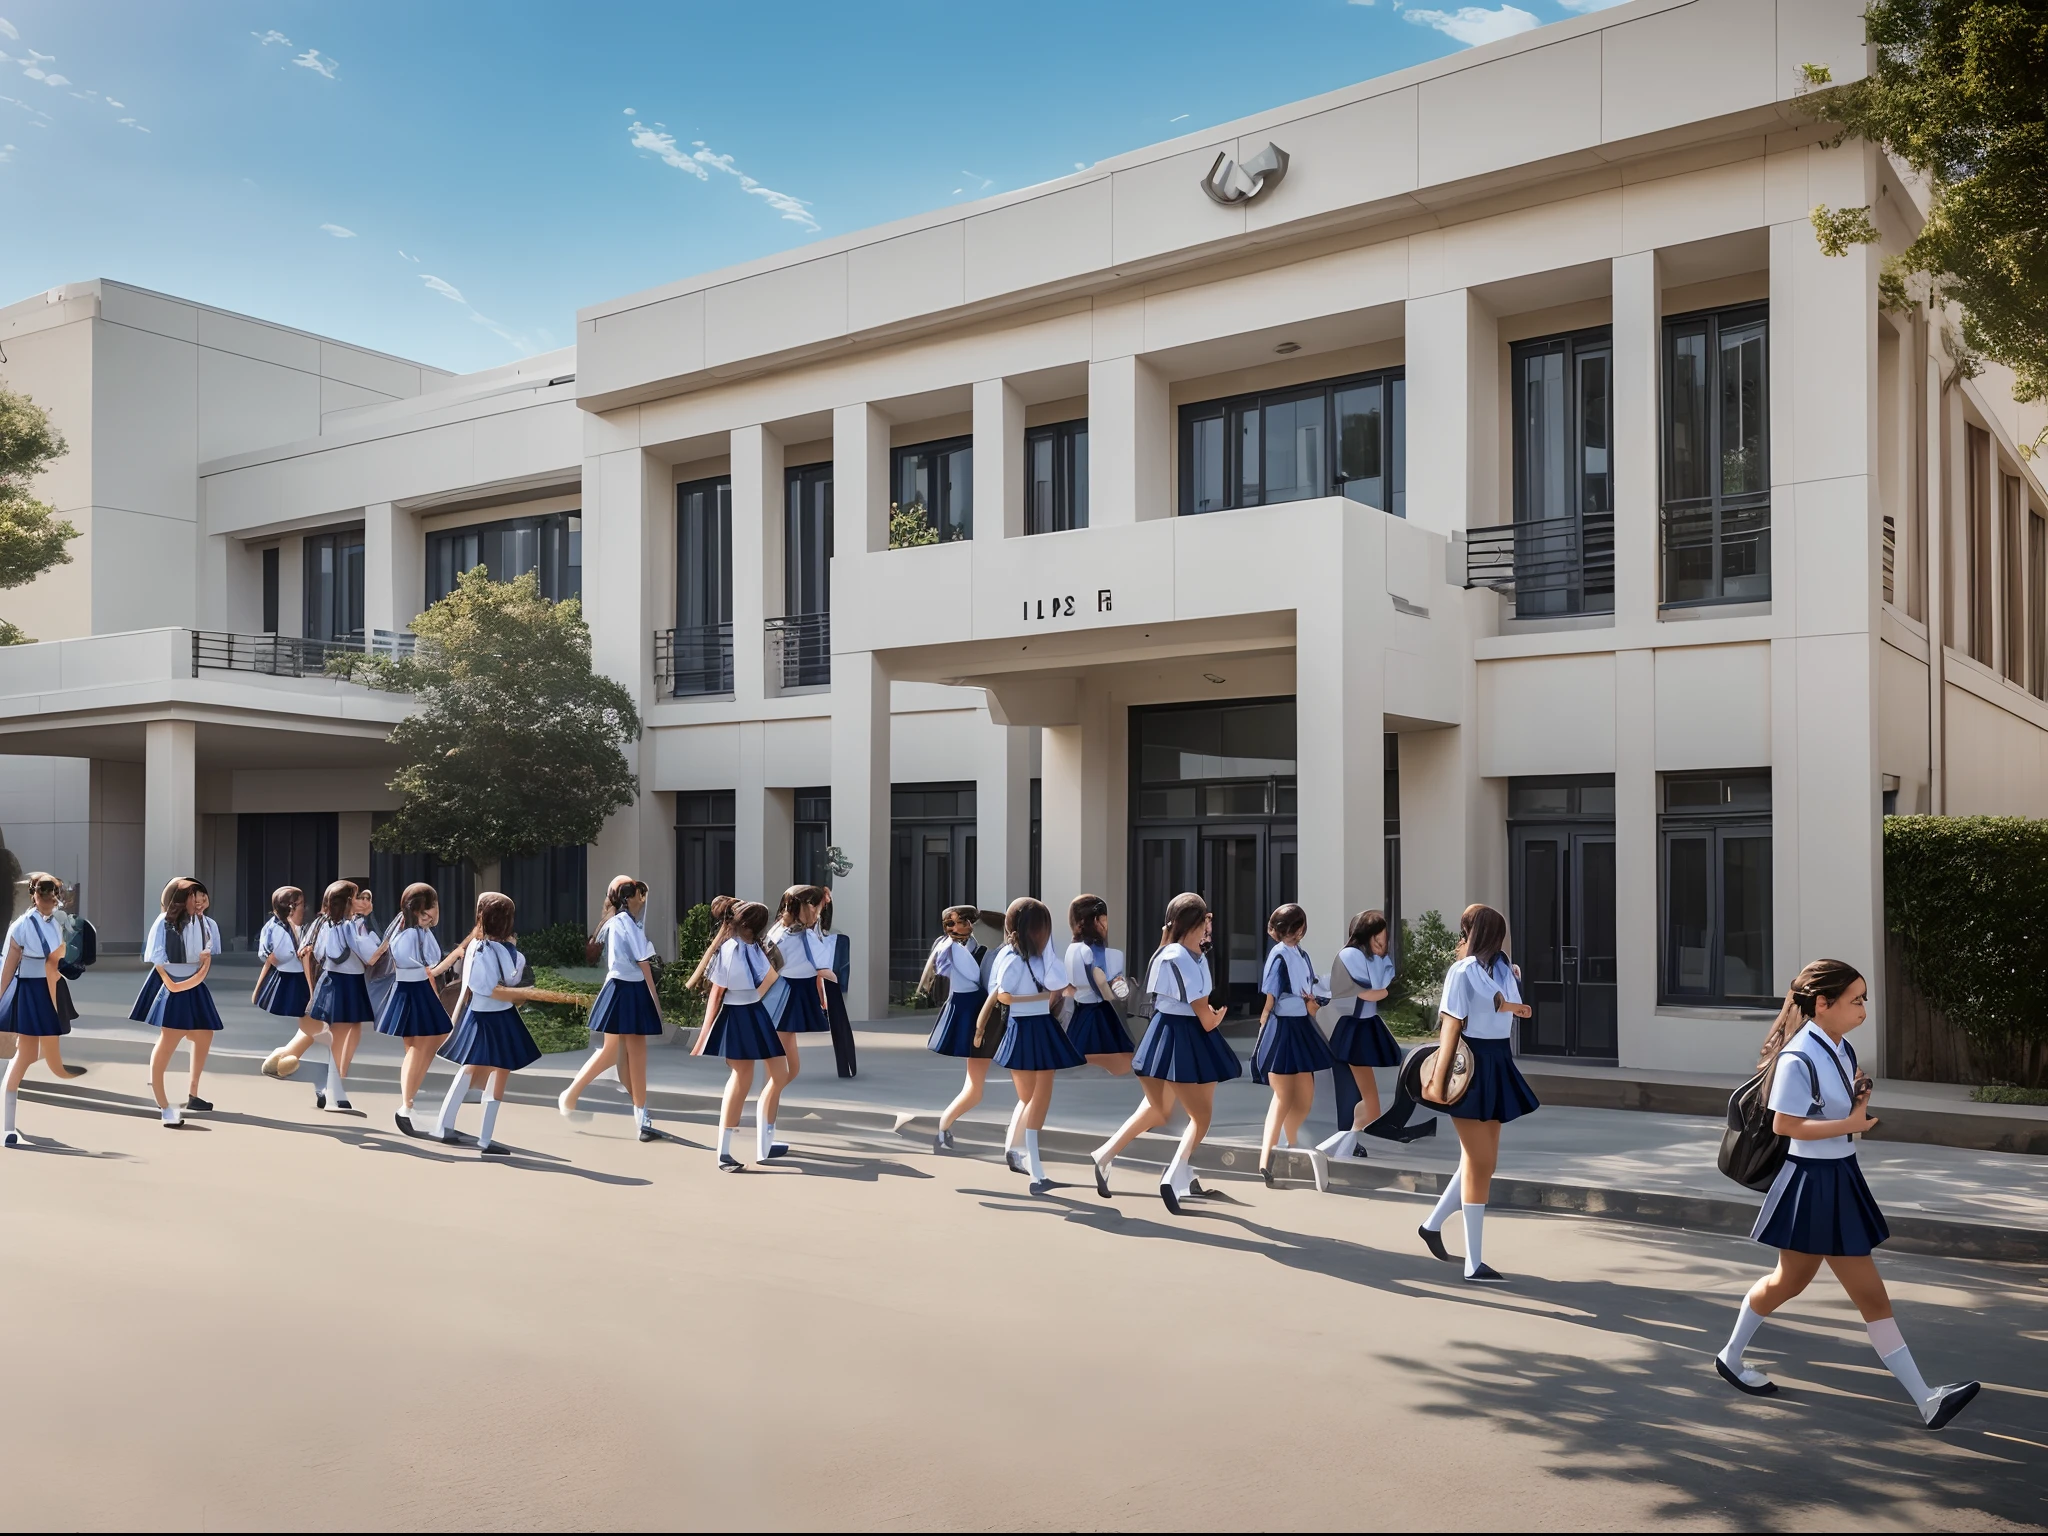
[[304, 880, 387, 1112], [131, 877, 223, 1127], [766, 884, 837, 1093], [1090, 892, 1240, 1213], [1714, 958, 1979, 1427], [559, 875, 665, 1141], [378, 883, 465, 1137], [251, 886, 314, 1052], [1063, 894, 1135, 1074], [989, 897, 1081, 1194], [0, 873, 73, 1147], [688, 896, 787, 1171], [1250, 903, 1333, 1191], [1416, 904, 1540, 1282], [925, 904, 995, 1152], [432, 891, 548, 1155], [1319, 908, 1401, 1160]]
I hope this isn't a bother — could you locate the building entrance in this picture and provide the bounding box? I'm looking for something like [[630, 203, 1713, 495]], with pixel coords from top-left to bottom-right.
[[1507, 776, 1618, 1061]]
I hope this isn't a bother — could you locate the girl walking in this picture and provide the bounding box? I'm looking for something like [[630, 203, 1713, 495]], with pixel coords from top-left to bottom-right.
[[133, 877, 223, 1127], [433, 892, 549, 1156], [765, 884, 836, 1097], [924, 904, 993, 1152], [1250, 903, 1333, 1191], [305, 880, 386, 1112], [378, 883, 464, 1137], [559, 875, 665, 1141], [1062, 894, 1135, 1074], [1714, 958, 1979, 1427], [1320, 909, 1401, 1159], [1090, 892, 1239, 1213], [989, 897, 1081, 1194], [0, 873, 73, 1147], [689, 896, 787, 1171], [251, 886, 316, 1075], [1416, 903, 1538, 1282]]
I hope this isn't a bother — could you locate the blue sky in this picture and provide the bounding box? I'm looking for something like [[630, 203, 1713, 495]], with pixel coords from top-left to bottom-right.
[[0, 1, 1624, 374]]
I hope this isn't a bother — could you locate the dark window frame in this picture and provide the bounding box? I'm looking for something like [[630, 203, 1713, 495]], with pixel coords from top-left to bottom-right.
[[784, 464, 834, 617], [260, 547, 280, 634], [1025, 419, 1089, 535], [1657, 770, 1774, 1007], [1178, 368, 1405, 518], [890, 436, 973, 544], [1661, 302, 1770, 607], [424, 509, 582, 609], [302, 526, 365, 642]]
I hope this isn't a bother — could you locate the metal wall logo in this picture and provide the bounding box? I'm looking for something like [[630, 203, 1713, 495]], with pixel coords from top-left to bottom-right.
[[1200, 142, 1290, 206]]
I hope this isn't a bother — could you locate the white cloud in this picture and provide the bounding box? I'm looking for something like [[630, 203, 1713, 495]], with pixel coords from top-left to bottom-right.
[[0, 19, 16, 41], [105, 98, 121, 108], [320, 223, 356, 238], [291, 48, 338, 79], [1168, 113, 1188, 123], [21, 67, 39, 80], [629, 121, 705, 178], [420, 274, 467, 305], [398, 248, 418, 262], [626, 120, 819, 232], [252, 29, 291, 46], [42, 73, 66, 87], [417, 272, 529, 353], [621, 105, 635, 114], [1403, 6, 1541, 47]]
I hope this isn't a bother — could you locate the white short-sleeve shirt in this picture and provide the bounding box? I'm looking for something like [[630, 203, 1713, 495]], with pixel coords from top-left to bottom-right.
[[1066, 943, 1125, 1004], [707, 938, 771, 1003], [1765, 1021, 1863, 1160], [464, 939, 523, 1013], [1263, 943, 1327, 1016], [991, 943, 1068, 1016], [768, 923, 832, 981], [389, 926, 443, 983], [930, 938, 984, 993], [600, 911, 658, 982], [257, 917, 304, 973], [314, 917, 382, 975], [1338, 947, 1395, 1018], [1440, 953, 1519, 1041], [6, 910, 63, 979], [145, 913, 221, 980], [1146, 943, 1213, 1017]]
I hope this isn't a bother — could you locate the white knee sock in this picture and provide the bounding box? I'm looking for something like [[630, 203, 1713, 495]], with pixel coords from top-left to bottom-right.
[[2, 1089, 16, 1138], [1462, 1204, 1486, 1275], [717, 1126, 734, 1160], [1868, 1318, 1934, 1412], [1005, 1098, 1026, 1150], [1161, 1151, 1188, 1191], [1024, 1128, 1046, 1181], [635, 1105, 651, 1129], [326, 1059, 343, 1101], [1091, 1140, 1115, 1170], [1424, 1179, 1463, 1231], [435, 1069, 471, 1136], [478, 1095, 502, 1149], [162, 1102, 181, 1125], [757, 1118, 776, 1159], [1719, 1301, 1771, 1385]]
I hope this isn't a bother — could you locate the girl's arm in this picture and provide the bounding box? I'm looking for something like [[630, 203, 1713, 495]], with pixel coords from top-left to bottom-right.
[[639, 956, 661, 1009], [251, 951, 275, 1004], [1192, 995, 1227, 1032], [1362, 985, 1391, 1002], [1427, 1010, 1467, 1099], [0, 938, 21, 996], [170, 950, 213, 994], [690, 983, 726, 1056], [1775, 1099, 1877, 1140]]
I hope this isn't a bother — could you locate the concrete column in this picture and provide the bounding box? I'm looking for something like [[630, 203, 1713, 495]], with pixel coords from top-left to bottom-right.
[[142, 720, 196, 935], [1086, 355, 1170, 526], [363, 502, 405, 637], [1295, 519, 1387, 937], [1611, 252, 1661, 633], [1924, 339, 1948, 813], [87, 758, 145, 947], [972, 378, 1026, 540], [975, 715, 1033, 911], [277, 537, 305, 639], [1403, 289, 1500, 539], [1039, 679, 1113, 917], [733, 724, 792, 901], [591, 785, 674, 958], [1613, 648, 1658, 1064], [829, 651, 891, 1019], [730, 425, 782, 706], [832, 403, 890, 557], [337, 812, 373, 882]]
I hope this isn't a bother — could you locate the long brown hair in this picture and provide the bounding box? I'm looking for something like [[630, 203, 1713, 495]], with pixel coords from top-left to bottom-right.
[[1459, 903, 1509, 972], [1004, 896, 1053, 957], [777, 884, 827, 930], [1757, 958, 1865, 1066], [470, 891, 516, 945], [1267, 903, 1307, 940], [1069, 893, 1109, 944], [1160, 892, 1209, 950], [604, 875, 647, 918], [161, 877, 207, 927], [271, 885, 304, 923], [1347, 909, 1389, 951], [399, 882, 438, 929], [320, 880, 359, 926], [687, 895, 771, 989]]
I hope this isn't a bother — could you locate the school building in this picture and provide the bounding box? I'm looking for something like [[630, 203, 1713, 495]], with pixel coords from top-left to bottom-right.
[[0, 0, 2042, 1075]]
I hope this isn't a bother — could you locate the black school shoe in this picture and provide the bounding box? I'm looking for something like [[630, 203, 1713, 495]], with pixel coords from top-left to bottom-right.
[[1924, 1382, 1981, 1430], [184, 1096, 212, 1112], [479, 1143, 511, 1157], [1418, 1225, 1455, 1263], [638, 1124, 664, 1142], [1158, 1181, 1182, 1216], [1462, 1263, 1506, 1284], [1714, 1356, 1779, 1397], [717, 1153, 745, 1172]]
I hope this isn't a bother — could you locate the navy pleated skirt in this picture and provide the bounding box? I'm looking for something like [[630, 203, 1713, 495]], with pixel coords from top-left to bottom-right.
[[926, 988, 992, 1059], [588, 976, 663, 1036], [1329, 1010, 1402, 1068], [776, 978, 831, 1034], [1133, 1013, 1243, 1084], [1442, 1035, 1540, 1124], [147, 981, 224, 1032], [1251, 1014, 1334, 1084], [256, 969, 312, 1018], [129, 969, 164, 1022], [439, 1006, 542, 1072], [995, 1012, 1086, 1071], [704, 999, 785, 1061], [1065, 999, 1135, 1056], [1, 975, 67, 1036], [310, 970, 375, 1025], [377, 978, 452, 1038], [1752, 1153, 1891, 1256]]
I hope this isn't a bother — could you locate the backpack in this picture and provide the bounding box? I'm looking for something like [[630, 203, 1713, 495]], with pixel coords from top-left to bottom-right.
[[59, 915, 96, 979], [584, 917, 607, 965], [1717, 1041, 1858, 1191]]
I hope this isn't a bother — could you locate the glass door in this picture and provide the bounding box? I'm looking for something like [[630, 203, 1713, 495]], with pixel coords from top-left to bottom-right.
[[1202, 827, 1267, 1014], [1510, 825, 1618, 1060]]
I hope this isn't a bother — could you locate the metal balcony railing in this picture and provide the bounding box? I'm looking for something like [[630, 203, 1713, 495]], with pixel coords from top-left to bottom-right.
[[1464, 511, 1615, 617], [766, 612, 830, 689], [191, 629, 415, 677], [655, 622, 734, 697]]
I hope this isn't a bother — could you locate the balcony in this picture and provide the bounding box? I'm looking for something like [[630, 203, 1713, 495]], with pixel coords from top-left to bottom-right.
[[654, 622, 734, 698], [766, 612, 830, 689], [191, 629, 416, 677], [1661, 500, 1770, 607], [1465, 512, 1614, 618]]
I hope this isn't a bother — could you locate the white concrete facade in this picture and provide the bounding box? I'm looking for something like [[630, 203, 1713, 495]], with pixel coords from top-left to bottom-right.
[[2, 0, 2045, 1075]]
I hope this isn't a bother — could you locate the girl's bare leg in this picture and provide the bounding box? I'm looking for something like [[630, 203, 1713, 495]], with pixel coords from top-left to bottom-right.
[[622, 1035, 649, 1107], [148, 1030, 184, 1112], [1282, 1076, 1314, 1146], [562, 1035, 620, 1111], [186, 1032, 212, 1097], [1453, 1118, 1501, 1203], [1086, 1052, 1134, 1077], [939, 1058, 991, 1131], [1259, 1088, 1284, 1170], [1348, 1063, 1382, 1129], [1824, 1254, 1895, 1322], [720, 1061, 756, 1129], [1746, 1250, 1825, 1315], [758, 1050, 793, 1127], [778, 1032, 801, 1086], [1096, 1077, 1174, 1165]]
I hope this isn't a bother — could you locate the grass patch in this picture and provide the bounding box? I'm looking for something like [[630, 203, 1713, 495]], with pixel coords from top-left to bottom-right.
[[1379, 998, 1440, 1040], [1970, 1082, 2048, 1107]]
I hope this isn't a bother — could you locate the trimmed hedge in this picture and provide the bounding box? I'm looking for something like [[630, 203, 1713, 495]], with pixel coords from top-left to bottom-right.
[[1885, 816, 2048, 1088]]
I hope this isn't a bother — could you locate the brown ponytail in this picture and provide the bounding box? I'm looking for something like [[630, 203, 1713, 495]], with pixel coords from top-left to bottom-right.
[[688, 895, 740, 990], [1757, 958, 1865, 1066]]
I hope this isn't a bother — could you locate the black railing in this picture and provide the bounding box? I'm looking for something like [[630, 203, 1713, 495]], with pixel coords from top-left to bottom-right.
[[766, 613, 830, 689], [1661, 499, 1770, 606], [191, 629, 415, 677], [1465, 511, 1615, 617], [655, 623, 734, 697]]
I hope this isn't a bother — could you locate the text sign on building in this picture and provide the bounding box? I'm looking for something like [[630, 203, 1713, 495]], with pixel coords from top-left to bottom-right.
[[1022, 589, 1114, 622]]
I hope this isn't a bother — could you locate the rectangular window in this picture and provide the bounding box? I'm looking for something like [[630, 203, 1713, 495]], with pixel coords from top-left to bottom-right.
[[1662, 304, 1769, 606], [500, 844, 587, 933], [1179, 368, 1404, 517], [672, 477, 733, 697], [891, 436, 972, 543], [1659, 771, 1772, 1007], [1507, 327, 1615, 617], [2003, 473, 2025, 684], [302, 527, 365, 642], [424, 511, 582, 608], [1025, 419, 1089, 535], [1967, 425, 1993, 663], [2030, 509, 2046, 700], [676, 791, 737, 918], [785, 465, 833, 616], [261, 547, 280, 634], [794, 788, 832, 888]]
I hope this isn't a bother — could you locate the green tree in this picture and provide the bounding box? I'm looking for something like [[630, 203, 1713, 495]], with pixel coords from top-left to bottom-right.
[[335, 567, 641, 877], [0, 387, 81, 645], [1800, 4, 2048, 449]]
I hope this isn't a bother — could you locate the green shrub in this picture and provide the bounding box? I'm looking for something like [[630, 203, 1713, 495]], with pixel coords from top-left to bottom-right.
[[654, 903, 716, 1031], [1886, 816, 2048, 1088], [1971, 1082, 2048, 1106], [888, 501, 937, 549], [521, 921, 589, 968], [520, 965, 597, 1053]]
